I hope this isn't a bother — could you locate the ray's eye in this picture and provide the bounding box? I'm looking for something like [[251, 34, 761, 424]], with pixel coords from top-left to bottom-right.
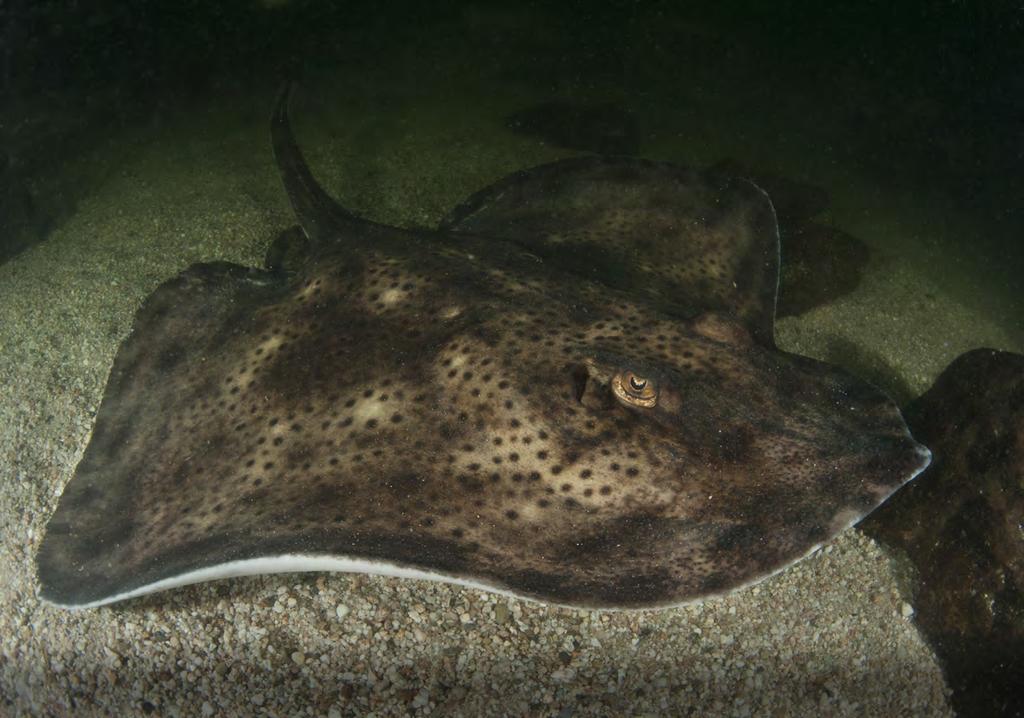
[[612, 371, 658, 408]]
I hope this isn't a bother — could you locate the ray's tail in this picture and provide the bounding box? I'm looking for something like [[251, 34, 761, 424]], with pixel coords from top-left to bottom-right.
[[271, 83, 369, 245]]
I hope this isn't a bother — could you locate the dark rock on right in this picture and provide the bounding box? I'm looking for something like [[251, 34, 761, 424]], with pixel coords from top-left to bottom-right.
[[861, 348, 1024, 718]]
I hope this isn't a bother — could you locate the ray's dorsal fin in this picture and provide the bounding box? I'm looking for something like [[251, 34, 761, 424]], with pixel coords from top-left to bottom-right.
[[441, 156, 781, 346], [271, 83, 371, 246]]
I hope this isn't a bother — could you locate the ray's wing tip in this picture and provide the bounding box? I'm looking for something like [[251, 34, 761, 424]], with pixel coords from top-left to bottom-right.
[[37, 576, 135, 610], [37, 592, 80, 611], [910, 442, 932, 477], [36, 553, 115, 610], [36, 581, 85, 610]]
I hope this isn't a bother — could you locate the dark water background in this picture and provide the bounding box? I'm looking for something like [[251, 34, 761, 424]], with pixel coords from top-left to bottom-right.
[[3, 1, 1023, 308]]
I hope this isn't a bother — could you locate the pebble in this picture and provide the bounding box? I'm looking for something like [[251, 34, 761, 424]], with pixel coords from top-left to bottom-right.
[[412, 688, 430, 708], [551, 668, 576, 683], [494, 603, 510, 623]]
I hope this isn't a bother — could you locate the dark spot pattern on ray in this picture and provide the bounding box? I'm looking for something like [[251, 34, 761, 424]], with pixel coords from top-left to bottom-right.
[[35, 86, 930, 609]]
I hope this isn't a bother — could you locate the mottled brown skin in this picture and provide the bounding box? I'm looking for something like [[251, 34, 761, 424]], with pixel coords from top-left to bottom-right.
[[441, 155, 780, 346], [36, 88, 929, 608]]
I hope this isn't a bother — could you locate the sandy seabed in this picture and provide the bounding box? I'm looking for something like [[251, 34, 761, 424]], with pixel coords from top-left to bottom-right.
[[2, 69, 1019, 716]]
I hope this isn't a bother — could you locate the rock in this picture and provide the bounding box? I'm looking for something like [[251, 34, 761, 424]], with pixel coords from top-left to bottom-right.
[[494, 602, 510, 623], [411, 688, 430, 708], [861, 348, 1024, 718]]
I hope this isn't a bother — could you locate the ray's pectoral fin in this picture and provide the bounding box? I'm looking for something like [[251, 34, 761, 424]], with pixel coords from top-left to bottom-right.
[[36, 261, 287, 607], [439, 156, 781, 346]]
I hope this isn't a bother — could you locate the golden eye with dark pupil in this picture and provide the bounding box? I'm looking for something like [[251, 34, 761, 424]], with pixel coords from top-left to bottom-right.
[[612, 371, 658, 408]]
